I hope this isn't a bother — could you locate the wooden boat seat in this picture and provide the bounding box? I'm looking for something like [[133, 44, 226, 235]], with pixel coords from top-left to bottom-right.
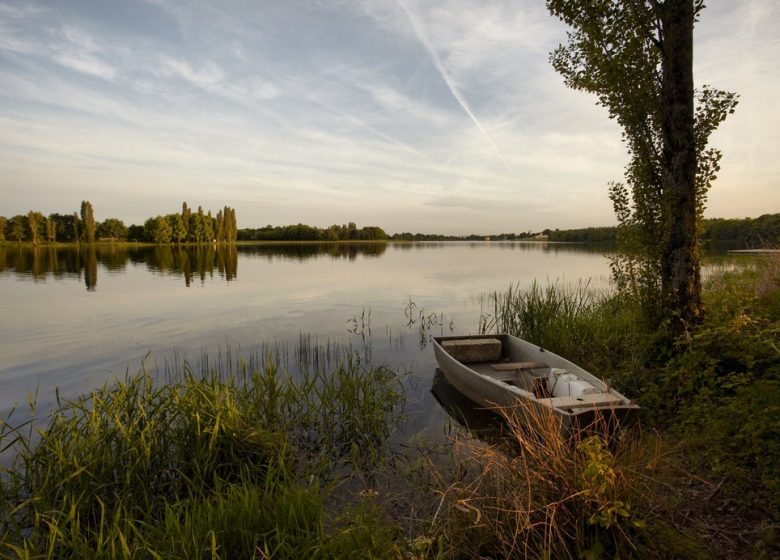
[[441, 338, 502, 363], [537, 393, 623, 409], [490, 361, 546, 372]]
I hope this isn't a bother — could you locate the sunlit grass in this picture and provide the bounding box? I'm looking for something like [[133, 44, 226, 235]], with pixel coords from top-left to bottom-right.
[[0, 355, 405, 558]]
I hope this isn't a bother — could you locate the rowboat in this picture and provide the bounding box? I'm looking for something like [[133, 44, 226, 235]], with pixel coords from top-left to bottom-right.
[[432, 334, 639, 435]]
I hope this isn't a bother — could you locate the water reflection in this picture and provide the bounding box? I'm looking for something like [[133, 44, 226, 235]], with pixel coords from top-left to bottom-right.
[[391, 241, 613, 254], [0, 242, 395, 290], [0, 244, 240, 290], [430, 369, 504, 435], [238, 242, 387, 261]]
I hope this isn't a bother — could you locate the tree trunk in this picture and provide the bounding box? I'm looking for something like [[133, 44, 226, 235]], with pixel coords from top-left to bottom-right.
[[659, 0, 701, 335]]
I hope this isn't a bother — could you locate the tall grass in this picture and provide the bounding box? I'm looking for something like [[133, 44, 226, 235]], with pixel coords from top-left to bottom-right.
[[0, 356, 406, 558], [479, 280, 650, 394], [430, 405, 661, 559]]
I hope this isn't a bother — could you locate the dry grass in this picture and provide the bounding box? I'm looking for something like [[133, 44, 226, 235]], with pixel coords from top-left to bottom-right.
[[430, 404, 660, 559]]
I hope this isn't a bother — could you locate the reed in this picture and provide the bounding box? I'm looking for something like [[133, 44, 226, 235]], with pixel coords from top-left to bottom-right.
[[0, 355, 405, 558], [430, 404, 659, 559], [479, 280, 650, 394]]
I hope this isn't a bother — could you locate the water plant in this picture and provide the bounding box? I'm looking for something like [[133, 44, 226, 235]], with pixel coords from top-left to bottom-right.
[[0, 355, 405, 558]]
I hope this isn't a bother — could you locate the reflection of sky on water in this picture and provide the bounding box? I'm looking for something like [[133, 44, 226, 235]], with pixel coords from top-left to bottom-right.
[[0, 242, 613, 439]]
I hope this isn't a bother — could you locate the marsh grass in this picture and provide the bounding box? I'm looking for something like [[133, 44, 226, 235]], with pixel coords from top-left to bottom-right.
[[0, 354, 406, 558]]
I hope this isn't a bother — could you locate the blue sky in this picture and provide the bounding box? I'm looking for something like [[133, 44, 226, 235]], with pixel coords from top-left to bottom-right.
[[0, 0, 777, 234]]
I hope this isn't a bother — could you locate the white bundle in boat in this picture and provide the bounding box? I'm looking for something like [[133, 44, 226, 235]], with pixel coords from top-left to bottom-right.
[[547, 368, 601, 398]]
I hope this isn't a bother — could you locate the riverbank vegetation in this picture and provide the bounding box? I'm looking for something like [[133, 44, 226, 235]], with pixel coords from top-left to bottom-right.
[[0, 357, 408, 559], [466, 254, 780, 556]]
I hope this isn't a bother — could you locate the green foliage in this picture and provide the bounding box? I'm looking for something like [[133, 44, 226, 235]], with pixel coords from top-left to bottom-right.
[[638, 262, 780, 517], [548, 0, 738, 330], [0, 216, 5, 242], [324, 494, 406, 559], [546, 226, 616, 242], [0, 357, 405, 557], [80, 200, 96, 243], [703, 213, 780, 246], [165, 213, 187, 243], [26, 211, 44, 245], [96, 218, 128, 240], [239, 222, 387, 242], [143, 215, 173, 243], [6, 215, 26, 242]]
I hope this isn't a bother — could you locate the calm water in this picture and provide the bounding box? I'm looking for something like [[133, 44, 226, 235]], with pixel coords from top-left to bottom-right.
[[0, 241, 612, 439]]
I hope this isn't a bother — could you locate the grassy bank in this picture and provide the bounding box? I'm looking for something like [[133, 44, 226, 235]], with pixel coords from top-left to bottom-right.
[[463, 255, 780, 556], [0, 358, 411, 559]]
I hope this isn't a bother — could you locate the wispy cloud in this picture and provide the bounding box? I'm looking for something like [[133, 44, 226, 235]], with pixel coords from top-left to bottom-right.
[[0, 0, 776, 232], [394, 0, 513, 172]]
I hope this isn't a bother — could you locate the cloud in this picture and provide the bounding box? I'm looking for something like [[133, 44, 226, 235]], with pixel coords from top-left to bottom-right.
[[393, 0, 513, 171], [160, 56, 224, 87], [53, 52, 116, 80]]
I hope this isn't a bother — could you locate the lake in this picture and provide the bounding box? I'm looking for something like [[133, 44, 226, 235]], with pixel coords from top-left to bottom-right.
[[0, 241, 613, 439]]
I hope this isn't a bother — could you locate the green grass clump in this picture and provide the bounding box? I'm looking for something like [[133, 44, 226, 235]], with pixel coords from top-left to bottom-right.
[[0, 357, 406, 558]]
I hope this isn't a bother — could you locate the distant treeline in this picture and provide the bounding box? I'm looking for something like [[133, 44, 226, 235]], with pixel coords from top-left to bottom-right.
[[390, 232, 537, 241], [544, 227, 617, 242], [701, 214, 780, 245], [237, 222, 387, 241], [0, 201, 238, 245], [542, 214, 780, 245]]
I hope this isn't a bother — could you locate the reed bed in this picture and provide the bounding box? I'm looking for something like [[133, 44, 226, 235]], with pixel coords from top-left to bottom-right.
[[0, 355, 405, 559]]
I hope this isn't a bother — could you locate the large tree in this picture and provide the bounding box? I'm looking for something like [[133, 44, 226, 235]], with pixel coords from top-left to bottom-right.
[[547, 0, 737, 335]]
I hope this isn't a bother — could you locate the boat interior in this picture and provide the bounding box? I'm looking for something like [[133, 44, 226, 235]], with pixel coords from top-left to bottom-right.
[[440, 336, 625, 410]]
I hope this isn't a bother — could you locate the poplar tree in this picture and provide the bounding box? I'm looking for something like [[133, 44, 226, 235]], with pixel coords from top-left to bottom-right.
[[169, 214, 187, 244], [46, 215, 56, 243], [181, 202, 191, 241], [547, 0, 737, 334], [215, 210, 225, 243], [205, 210, 214, 242], [228, 207, 237, 242], [27, 211, 40, 245], [72, 212, 80, 243], [155, 215, 172, 243], [80, 201, 96, 244]]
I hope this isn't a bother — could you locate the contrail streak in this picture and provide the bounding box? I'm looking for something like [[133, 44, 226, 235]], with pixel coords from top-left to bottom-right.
[[272, 71, 428, 160], [395, 0, 513, 172]]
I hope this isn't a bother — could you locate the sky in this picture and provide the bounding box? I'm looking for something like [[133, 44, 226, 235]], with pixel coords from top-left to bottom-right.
[[0, 0, 777, 234]]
